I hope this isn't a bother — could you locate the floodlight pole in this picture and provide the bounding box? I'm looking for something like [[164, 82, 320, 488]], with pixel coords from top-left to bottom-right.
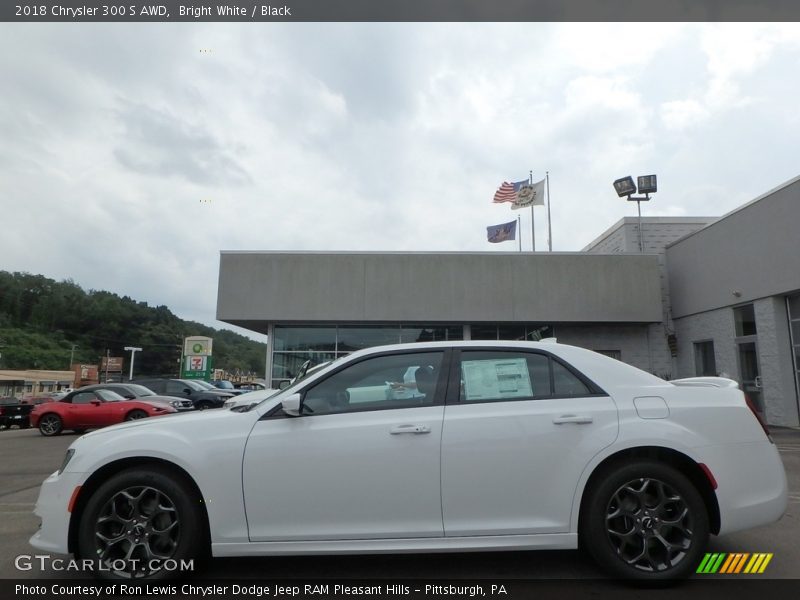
[[636, 199, 643, 252], [124, 346, 142, 381]]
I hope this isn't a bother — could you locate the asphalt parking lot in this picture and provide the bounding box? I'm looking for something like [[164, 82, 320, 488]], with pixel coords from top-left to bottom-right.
[[1, 426, 798, 582]]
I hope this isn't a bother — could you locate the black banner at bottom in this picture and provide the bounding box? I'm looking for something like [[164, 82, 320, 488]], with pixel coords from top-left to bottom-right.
[[4, 579, 800, 600]]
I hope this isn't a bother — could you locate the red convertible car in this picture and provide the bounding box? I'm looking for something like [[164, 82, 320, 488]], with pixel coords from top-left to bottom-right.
[[30, 388, 177, 436]]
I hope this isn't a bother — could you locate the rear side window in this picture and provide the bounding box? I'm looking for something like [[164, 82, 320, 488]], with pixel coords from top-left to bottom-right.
[[458, 351, 594, 403], [552, 360, 591, 396]]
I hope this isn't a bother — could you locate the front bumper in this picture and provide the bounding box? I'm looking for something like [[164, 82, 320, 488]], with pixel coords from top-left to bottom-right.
[[29, 470, 84, 555]]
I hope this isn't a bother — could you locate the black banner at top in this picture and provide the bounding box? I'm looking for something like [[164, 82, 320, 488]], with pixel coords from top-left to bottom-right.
[[3, 0, 800, 22]]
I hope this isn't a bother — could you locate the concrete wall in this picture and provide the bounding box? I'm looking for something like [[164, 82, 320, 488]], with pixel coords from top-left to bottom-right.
[[217, 252, 663, 330], [667, 177, 800, 319], [673, 298, 800, 427], [556, 323, 673, 377]]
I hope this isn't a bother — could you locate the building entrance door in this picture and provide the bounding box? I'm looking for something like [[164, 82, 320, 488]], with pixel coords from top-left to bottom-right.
[[737, 340, 763, 414]]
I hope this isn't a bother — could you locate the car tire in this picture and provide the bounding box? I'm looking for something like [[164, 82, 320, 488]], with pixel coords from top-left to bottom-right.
[[38, 414, 63, 437], [196, 401, 213, 411], [125, 410, 148, 421], [581, 460, 709, 583], [77, 466, 205, 580]]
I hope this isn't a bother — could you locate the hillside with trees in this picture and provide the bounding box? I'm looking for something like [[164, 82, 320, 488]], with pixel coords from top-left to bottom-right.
[[0, 271, 265, 377]]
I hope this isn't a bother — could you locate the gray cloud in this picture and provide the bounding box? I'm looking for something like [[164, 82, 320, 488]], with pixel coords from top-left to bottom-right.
[[113, 101, 251, 186]]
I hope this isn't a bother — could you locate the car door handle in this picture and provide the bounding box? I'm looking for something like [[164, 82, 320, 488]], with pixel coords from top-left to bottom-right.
[[553, 414, 593, 425], [390, 424, 431, 435]]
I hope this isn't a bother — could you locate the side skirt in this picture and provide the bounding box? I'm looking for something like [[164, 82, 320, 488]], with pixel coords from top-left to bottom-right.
[[212, 533, 578, 557]]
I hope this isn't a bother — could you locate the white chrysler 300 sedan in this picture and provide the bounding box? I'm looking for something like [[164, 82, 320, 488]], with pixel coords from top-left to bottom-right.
[[31, 341, 787, 582]]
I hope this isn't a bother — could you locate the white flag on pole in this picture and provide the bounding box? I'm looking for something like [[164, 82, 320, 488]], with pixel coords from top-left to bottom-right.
[[511, 178, 545, 210]]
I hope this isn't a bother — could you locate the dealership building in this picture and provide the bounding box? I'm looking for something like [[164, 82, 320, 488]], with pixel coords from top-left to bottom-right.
[[217, 176, 800, 427]]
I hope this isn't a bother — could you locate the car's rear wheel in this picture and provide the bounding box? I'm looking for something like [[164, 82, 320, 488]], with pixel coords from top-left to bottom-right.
[[77, 466, 204, 580], [581, 460, 709, 583], [38, 414, 63, 437], [125, 410, 148, 421]]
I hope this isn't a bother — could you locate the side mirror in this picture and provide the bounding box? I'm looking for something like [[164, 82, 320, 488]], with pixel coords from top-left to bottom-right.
[[281, 393, 302, 417], [91, 400, 101, 406], [183, 388, 192, 395], [278, 380, 291, 390]]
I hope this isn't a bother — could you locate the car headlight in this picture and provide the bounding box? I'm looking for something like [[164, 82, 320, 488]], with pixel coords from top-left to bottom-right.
[[59, 449, 75, 475], [171, 400, 181, 408]]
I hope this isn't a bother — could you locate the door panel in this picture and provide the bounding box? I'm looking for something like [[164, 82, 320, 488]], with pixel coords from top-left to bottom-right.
[[242, 349, 449, 542], [441, 349, 618, 536], [242, 406, 444, 541], [441, 397, 617, 535]]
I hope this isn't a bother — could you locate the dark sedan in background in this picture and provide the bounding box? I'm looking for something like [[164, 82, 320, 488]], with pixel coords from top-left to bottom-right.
[[135, 378, 233, 409]]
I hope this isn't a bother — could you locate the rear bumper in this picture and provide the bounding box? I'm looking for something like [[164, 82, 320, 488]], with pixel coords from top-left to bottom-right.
[[698, 441, 788, 535]]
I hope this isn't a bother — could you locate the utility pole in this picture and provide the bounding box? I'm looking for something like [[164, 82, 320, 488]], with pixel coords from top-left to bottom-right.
[[69, 344, 78, 368]]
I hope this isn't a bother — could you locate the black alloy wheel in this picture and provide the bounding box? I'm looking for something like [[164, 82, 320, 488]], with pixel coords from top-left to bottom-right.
[[77, 467, 204, 580], [582, 460, 709, 582], [38, 414, 63, 436]]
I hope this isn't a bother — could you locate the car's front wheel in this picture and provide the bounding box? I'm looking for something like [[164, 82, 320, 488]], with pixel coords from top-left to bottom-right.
[[195, 401, 213, 411], [77, 466, 205, 580], [38, 414, 63, 436], [581, 460, 709, 582], [125, 410, 148, 421]]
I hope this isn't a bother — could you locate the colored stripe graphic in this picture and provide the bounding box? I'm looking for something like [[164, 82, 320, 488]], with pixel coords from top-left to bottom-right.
[[698, 552, 772, 574]]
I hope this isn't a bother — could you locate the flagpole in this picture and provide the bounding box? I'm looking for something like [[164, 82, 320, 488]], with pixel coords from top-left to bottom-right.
[[517, 216, 522, 252], [529, 170, 535, 252], [546, 171, 553, 252]]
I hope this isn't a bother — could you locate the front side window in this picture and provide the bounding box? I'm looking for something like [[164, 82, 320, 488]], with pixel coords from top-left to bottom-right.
[[71, 391, 97, 404], [302, 351, 444, 415], [166, 381, 190, 395]]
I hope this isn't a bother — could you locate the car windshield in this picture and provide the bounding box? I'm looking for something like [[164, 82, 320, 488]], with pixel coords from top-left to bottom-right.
[[191, 380, 215, 390], [123, 384, 156, 396], [243, 358, 340, 411], [180, 380, 208, 391], [95, 389, 126, 402]]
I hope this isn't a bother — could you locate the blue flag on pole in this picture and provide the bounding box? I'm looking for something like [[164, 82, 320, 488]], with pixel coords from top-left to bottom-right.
[[487, 220, 517, 243]]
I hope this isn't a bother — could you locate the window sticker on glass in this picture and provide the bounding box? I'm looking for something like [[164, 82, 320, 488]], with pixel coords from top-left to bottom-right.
[[462, 358, 533, 401]]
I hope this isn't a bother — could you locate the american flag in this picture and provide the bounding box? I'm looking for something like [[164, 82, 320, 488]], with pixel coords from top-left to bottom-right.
[[492, 180, 527, 204]]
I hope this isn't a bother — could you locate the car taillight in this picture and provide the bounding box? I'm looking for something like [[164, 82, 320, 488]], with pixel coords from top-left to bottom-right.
[[744, 393, 772, 442]]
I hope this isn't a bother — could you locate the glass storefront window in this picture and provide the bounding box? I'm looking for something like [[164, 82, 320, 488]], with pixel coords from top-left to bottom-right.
[[336, 326, 401, 352], [693, 341, 717, 376], [734, 304, 757, 337], [497, 324, 527, 341], [272, 351, 336, 381], [400, 325, 463, 343], [273, 327, 336, 352], [469, 324, 554, 341]]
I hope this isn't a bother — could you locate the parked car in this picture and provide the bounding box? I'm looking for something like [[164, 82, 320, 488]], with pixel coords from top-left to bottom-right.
[[31, 341, 787, 581], [74, 383, 194, 411], [209, 380, 244, 395], [135, 378, 233, 410], [0, 397, 33, 429], [233, 381, 267, 392], [30, 388, 177, 436]]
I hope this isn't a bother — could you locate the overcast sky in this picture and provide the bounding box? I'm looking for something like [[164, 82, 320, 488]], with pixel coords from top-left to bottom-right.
[[2, 23, 800, 342]]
